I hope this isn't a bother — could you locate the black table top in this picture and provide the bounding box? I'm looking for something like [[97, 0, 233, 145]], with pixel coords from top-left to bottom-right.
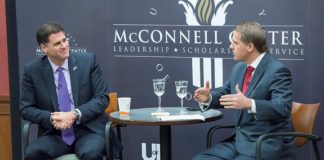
[[108, 107, 223, 126]]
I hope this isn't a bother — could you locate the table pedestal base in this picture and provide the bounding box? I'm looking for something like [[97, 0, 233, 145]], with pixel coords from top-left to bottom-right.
[[160, 126, 171, 160]]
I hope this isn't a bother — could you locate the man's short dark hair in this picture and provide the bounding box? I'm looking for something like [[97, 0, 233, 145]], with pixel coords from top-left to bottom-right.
[[36, 22, 64, 45]]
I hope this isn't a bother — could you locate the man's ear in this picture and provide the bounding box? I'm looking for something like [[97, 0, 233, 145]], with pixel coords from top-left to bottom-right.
[[247, 43, 254, 52], [40, 44, 47, 54]]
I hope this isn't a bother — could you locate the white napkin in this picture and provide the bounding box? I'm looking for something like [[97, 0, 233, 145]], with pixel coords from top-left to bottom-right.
[[159, 114, 205, 121], [151, 112, 170, 116]]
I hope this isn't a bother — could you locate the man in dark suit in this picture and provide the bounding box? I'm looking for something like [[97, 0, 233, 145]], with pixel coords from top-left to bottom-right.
[[20, 22, 114, 159], [193, 21, 295, 160]]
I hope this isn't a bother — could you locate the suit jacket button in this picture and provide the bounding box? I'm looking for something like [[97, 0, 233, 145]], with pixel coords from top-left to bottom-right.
[[237, 126, 241, 130]]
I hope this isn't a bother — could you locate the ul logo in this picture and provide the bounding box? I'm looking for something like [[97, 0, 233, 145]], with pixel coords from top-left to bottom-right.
[[141, 143, 160, 160]]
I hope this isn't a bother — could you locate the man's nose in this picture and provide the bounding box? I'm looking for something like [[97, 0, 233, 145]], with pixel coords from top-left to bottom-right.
[[229, 44, 233, 50]]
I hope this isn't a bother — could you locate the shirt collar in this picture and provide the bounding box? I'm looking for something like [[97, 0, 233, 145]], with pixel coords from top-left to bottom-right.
[[249, 52, 265, 69], [48, 58, 69, 72]]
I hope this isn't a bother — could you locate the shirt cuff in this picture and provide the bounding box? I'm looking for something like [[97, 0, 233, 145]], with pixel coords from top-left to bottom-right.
[[199, 94, 212, 111], [248, 99, 256, 114]]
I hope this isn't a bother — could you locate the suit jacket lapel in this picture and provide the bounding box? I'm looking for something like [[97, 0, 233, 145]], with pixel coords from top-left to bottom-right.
[[69, 55, 79, 107], [236, 54, 270, 124], [238, 66, 246, 93], [42, 57, 59, 111], [245, 54, 270, 97], [237, 55, 270, 125], [236, 64, 247, 125]]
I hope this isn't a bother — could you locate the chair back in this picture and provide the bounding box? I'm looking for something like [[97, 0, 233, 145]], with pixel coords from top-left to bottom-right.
[[105, 92, 118, 115], [291, 102, 320, 147], [104, 92, 124, 159]]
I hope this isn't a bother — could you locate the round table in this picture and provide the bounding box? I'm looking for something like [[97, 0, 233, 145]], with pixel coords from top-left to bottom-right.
[[108, 107, 223, 160]]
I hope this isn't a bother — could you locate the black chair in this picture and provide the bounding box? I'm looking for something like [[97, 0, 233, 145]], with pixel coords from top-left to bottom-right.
[[22, 92, 124, 160], [105, 92, 126, 160], [206, 102, 321, 160]]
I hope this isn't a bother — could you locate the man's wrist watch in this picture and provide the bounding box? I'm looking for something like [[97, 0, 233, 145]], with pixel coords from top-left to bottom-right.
[[73, 109, 79, 120]]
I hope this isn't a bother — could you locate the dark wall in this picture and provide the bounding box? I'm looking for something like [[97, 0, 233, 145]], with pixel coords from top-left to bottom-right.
[[309, 0, 324, 159]]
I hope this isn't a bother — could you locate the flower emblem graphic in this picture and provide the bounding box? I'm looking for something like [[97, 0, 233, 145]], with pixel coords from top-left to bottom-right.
[[179, 0, 233, 26]]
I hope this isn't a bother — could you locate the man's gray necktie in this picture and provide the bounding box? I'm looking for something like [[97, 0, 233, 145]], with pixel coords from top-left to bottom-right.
[[57, 67, 75, 145]]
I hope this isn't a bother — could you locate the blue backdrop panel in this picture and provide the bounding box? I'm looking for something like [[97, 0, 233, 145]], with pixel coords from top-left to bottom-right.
[[15, 0, 323, 159]]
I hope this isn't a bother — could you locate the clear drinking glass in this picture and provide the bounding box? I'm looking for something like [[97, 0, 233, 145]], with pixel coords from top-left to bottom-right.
[[153, 78, 166, 113], [175, 80, 188, 114]]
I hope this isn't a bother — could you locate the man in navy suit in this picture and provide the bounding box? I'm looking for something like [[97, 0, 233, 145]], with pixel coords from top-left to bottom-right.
[[20, 22, 115, 159], [193, 21, 295, 159]]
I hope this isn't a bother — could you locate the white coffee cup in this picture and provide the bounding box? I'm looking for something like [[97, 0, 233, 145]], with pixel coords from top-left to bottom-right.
[[118, 97, 131, 115]]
